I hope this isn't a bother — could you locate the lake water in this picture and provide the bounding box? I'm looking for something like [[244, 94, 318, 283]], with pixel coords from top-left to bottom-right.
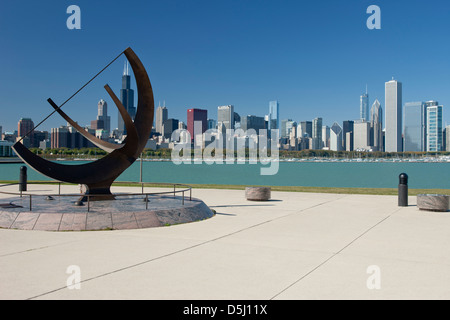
[[0, 160, 449, 189]]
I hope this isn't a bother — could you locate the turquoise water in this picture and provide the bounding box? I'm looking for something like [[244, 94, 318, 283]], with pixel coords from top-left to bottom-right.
[[0, 160, 449, 189]]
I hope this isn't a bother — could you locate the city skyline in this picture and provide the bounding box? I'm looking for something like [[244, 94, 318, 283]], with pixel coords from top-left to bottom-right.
[[3, 67, 447, 153], [1, 1, 449, 133]]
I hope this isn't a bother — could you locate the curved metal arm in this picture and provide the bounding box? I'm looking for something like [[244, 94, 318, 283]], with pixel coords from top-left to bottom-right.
[[47, 98, 123, 153]]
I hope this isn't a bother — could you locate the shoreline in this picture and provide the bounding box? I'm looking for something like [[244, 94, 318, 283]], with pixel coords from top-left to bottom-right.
[[0, 180, 448, 196], [2, 157, 449, 163]]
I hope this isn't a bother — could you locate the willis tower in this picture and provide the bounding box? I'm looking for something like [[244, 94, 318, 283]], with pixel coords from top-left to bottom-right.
[[118, 61, 136, 135]]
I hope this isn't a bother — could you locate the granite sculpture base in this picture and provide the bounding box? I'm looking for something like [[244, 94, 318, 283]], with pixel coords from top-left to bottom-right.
[[245, 187, 271, 201], [0, 195, 214, 231], [417, 194, 449, 212]]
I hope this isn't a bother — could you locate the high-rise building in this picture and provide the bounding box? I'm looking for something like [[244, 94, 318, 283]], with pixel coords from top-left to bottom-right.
[[404, 101, 426, 152], [370, 99, 383, 151], [207, 118, 216, 130], [268, 101, 279, 131], [155, 105, 168, 135], [286, 120, 296, 138], [178, 121, 186, 130], [51, 125, 94, 149], [240, 115, 265, 132], [360, 88, 369, 121], [98, 99, 110, 133], [445, 125, 450, 152], [342, 120, 354, 151], [346, 131, 354, 151], [385, 79, 403, 152], [217, 105, 234, 132], [322, 125, 330, 149], [281, 119, 296, 138], [353, 121, 371, 151], [91, 99, 111, 135], [187, 108, 207, 143], [17, 118, 34, 147], [233, 112, 241, 129], [118, 61, 135, 135], [426, 102, 443, 151], [162, 119, 179, 140], [51, 126, 69, 148], [298, 121, 312, 139], [330, 122, 343, 151], [312, 117, 322, 150]]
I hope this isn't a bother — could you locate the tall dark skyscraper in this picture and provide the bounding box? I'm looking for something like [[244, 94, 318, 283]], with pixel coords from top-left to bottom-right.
[[187, 108, 208, 143], [342, 120, 354, 151], [118, 61, 135, 135]]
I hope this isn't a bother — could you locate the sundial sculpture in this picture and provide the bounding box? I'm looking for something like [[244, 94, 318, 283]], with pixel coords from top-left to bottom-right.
[[12, 47, 154, 200]]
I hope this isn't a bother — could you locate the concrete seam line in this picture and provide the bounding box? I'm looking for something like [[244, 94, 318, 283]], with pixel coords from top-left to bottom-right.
[[26, 197, 345, 300], [270, 208, 401, 300]]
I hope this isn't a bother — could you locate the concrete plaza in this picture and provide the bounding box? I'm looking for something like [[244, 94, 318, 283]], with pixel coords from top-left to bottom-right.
[[0, 184, 449, 300]]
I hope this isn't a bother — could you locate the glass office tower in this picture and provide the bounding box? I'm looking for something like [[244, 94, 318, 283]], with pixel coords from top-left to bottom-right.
[[268, 101, 279, 131], [404, 101, 425, 152], [426, 103, 443, 151]]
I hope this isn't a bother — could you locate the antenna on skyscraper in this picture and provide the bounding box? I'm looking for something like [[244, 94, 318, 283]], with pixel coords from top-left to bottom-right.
[[123, 60, 130, 76]]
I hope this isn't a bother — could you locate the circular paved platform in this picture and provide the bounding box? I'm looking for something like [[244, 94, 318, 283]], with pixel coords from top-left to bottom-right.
[[0, 194, 214, 231]]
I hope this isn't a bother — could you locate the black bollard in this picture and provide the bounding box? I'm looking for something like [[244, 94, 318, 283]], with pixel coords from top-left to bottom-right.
[[398, 173, 408, 207], [19, 166, 27, 192]]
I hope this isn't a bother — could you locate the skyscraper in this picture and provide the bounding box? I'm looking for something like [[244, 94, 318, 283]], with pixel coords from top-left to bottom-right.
[[268, 101, 279, 131], [118, 61, 135, 135], [99, 99, 110, 133], [370, 99, 383, 151], [156, 105, 168, 135], [240, 115, 265, 132], [330, 122, 343, 151], [91, 99, 111, 134], [360, 87, 369, 121], [217, 105, 234, 132], [281, 119, 295, 138], [404, 101, 425, 152], [385, 79, 403, 152], [187, 108, 207, 143], [312, 117, 322, 150], [298, 121, 312, 138], [342, 120, 354, 151], [162, 118, 179, 140], [322, 125, 330, 149], [445, 125, 450, 152], [17, 118, 34, 147], [207, 119, 216, 130], [426, 102, 443, 151], [353, 121, 371, 151]]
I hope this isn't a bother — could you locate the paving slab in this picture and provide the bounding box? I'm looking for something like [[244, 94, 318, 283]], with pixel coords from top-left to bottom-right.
[[0, 185, 449, 300]]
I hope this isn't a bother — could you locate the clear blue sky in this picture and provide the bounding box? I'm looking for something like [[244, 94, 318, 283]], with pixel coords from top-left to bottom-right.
[[1, 0, 449, 133]]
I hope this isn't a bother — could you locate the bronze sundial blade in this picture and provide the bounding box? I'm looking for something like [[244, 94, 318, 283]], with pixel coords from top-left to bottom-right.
[[47, 97, 124, 153], [12, 47, 154, 200]]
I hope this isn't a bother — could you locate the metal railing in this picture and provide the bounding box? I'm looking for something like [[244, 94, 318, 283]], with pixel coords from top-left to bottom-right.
[[0, 182, 193, 213]]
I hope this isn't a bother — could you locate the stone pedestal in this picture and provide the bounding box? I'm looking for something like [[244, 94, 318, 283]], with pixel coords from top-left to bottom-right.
[[417, 194, 449, 212], [245, 187, 271, 201]]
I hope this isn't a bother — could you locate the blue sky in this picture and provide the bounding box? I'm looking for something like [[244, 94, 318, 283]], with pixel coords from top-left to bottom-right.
[[1, 0, 449, 133]]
